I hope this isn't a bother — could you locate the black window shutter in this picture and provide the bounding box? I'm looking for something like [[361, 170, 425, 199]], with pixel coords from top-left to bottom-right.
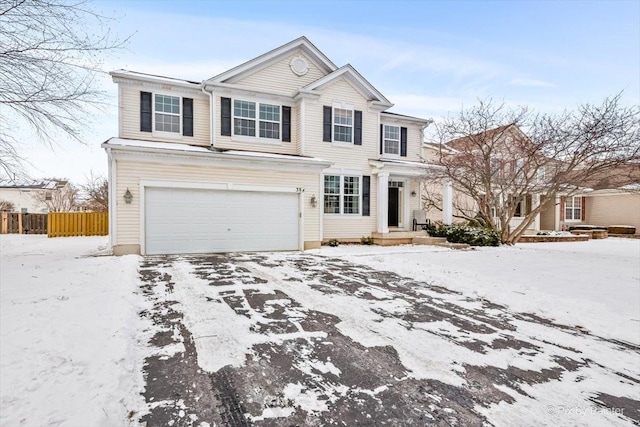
[[282, 106, 291, 142], [221, 97, 231, 136], [400, 127, 408, 157], [182, 98, 193, 137], [323, 106, 332, 142], [140, 91, 152, 132], [362, 176, 371, 216], [380, 124, 383, 154], [354, 110, 362, 145]]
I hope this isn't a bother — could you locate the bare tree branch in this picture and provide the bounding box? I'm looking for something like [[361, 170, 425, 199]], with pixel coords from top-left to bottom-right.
[[0, 0, 128, 177], [423, 95, 640, 244]]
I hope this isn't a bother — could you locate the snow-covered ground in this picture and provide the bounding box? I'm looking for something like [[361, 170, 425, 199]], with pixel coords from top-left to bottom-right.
[[0, 235, 148, 426], [316, 238, 640, 345], [1, 235, 638, 426]]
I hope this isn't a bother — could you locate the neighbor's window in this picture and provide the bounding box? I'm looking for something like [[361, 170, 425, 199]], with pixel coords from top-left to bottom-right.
[[565, 196, 582, 221], [333, 107, 353, 143], [323, 175, 360, 214], [154, 94, 180, 133], [383, 125, 400, 155], [233, 100, 281, 140]]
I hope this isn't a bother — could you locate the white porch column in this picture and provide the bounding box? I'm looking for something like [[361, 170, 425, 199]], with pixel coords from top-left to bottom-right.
[[554, 195, 562, 231], [377, 172, 389, 233], [442, 179, 453, 225], [533, 193, 540, 231]]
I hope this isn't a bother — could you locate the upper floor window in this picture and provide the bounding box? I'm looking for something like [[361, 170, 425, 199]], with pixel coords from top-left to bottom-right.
[[323, 175, 360, 215], [140, 91, 193, 137], [383, 125, 400, 155], [233, 99, 280, 140], [565, 196, 582, 221], [333, 107, 353, 143], [155, 94, 181, 133]]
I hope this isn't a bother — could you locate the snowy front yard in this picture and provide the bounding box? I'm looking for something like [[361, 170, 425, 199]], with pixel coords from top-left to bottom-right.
[[1, 235, 638, 426]]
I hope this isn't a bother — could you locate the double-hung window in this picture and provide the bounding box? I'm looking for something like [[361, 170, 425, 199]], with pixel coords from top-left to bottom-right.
[[333, 107, 353, 143], [383, 125, 400, 155], [324, 175, 360, 215], [565, 196, 582, 221], [233, 99, 281, 140], [155, 94, 180, 133]]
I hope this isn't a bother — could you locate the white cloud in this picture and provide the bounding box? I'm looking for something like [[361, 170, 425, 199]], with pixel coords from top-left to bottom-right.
[[509, 78, 555, 88]]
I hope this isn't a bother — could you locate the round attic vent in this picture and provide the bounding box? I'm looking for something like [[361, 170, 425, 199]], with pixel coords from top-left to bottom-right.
[[290, 56, 308, 76]]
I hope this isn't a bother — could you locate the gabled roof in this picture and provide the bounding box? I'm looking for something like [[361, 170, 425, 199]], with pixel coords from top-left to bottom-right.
[[300, 64, 393, 108], [207, 36, 337, 84], [445, 124, 526, 151]]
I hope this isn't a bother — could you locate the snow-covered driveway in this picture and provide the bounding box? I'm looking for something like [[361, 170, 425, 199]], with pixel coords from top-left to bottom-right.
[[138, 243, 640, 426]]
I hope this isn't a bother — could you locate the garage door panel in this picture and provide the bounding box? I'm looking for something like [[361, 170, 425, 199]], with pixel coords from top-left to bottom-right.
[[145, 187, 299, 255]]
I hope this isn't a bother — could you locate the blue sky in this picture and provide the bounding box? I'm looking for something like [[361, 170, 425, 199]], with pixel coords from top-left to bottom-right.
[[24, 0, 640, 182]]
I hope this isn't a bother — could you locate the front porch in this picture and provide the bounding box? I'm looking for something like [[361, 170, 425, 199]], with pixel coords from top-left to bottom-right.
[[370, 230, 469, 249]]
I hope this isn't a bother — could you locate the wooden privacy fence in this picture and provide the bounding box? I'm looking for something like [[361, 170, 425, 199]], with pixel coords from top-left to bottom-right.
[[48, 212, 108, 237], [1, 212, 48, 234]]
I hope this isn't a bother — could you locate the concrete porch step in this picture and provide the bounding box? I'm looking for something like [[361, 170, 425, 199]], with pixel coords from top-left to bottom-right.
[[412, 236, 470, 250], [371, 231, 428, 246]]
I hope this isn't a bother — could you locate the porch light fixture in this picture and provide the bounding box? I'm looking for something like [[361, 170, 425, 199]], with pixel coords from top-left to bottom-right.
[[411, 191, 417, 197], [310, 195, 318, 208], [123, 188, 133, 204]]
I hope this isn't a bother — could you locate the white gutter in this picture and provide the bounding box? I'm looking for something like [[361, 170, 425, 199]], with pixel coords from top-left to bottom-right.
[[201, 85, 215, 148]]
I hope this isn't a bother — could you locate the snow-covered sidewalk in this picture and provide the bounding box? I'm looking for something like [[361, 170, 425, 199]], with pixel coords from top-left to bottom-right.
[[0, 235, 147, 426]]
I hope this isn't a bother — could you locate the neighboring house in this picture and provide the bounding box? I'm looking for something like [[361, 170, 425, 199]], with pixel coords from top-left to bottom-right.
[[539, 182, 640, 233], [422, 125, 547, 234], [103, 37, 437, 255], [0, 179, 67, 213], [423, 126, 640, 234]]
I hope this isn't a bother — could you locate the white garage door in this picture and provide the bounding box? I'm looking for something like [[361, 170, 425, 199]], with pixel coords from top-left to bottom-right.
[[144, 187, 299, 255]]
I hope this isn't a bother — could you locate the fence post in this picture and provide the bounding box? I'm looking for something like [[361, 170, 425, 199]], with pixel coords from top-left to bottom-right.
[[1, 212, 7, 234], [18, 213, 23, 234]]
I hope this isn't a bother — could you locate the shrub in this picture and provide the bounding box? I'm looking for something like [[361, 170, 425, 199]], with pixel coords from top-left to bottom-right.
[[360, 236, 374, 245], [327, 238, 339, 247], [426, 222, 499, 246]]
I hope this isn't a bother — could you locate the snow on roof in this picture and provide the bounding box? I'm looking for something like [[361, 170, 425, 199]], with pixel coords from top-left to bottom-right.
[[0, 179, 63, 189], [102, 138, 332, 165], [381, 111, 432, 124], [110, 69, 200, 86]]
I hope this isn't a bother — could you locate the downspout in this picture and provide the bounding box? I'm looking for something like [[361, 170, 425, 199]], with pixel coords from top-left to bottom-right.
[[202, 84, 215, 149], [107, 147, 116, 250]]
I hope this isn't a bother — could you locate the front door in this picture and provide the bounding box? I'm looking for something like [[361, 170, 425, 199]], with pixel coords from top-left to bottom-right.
[[388, 187, 399, 227]]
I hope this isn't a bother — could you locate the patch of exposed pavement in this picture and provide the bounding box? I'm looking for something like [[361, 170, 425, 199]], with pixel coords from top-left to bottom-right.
[[136, 253, 639, 426]]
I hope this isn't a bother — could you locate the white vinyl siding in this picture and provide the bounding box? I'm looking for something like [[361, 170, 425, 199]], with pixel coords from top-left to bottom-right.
[[119, 84, 210, 146], [586, 194, 640, 232], [233, 51, 327, 93]]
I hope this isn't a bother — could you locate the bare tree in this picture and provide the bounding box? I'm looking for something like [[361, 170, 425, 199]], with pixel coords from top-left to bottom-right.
[[79, 171, 108, 211], [32, 179, 78, 212], [0, 199, 15, 211], [0, 0, 127, 177], [424, 95, 640, 244]]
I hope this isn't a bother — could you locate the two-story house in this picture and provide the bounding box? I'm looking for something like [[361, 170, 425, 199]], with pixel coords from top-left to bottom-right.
[[103, 37, 436, 255]]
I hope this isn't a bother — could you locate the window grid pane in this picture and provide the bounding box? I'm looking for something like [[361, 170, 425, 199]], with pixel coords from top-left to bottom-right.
[[259, 103, 280, 121], [343, 176, 360, 214], [334, 108, 353, 125], [324, 176, 341, 214], [259, 121, 280, 139], [234, 118, 256, 136], [155, 113, 180, 133], [334, 125, 352, 143], [234, 100, 256, 119]]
